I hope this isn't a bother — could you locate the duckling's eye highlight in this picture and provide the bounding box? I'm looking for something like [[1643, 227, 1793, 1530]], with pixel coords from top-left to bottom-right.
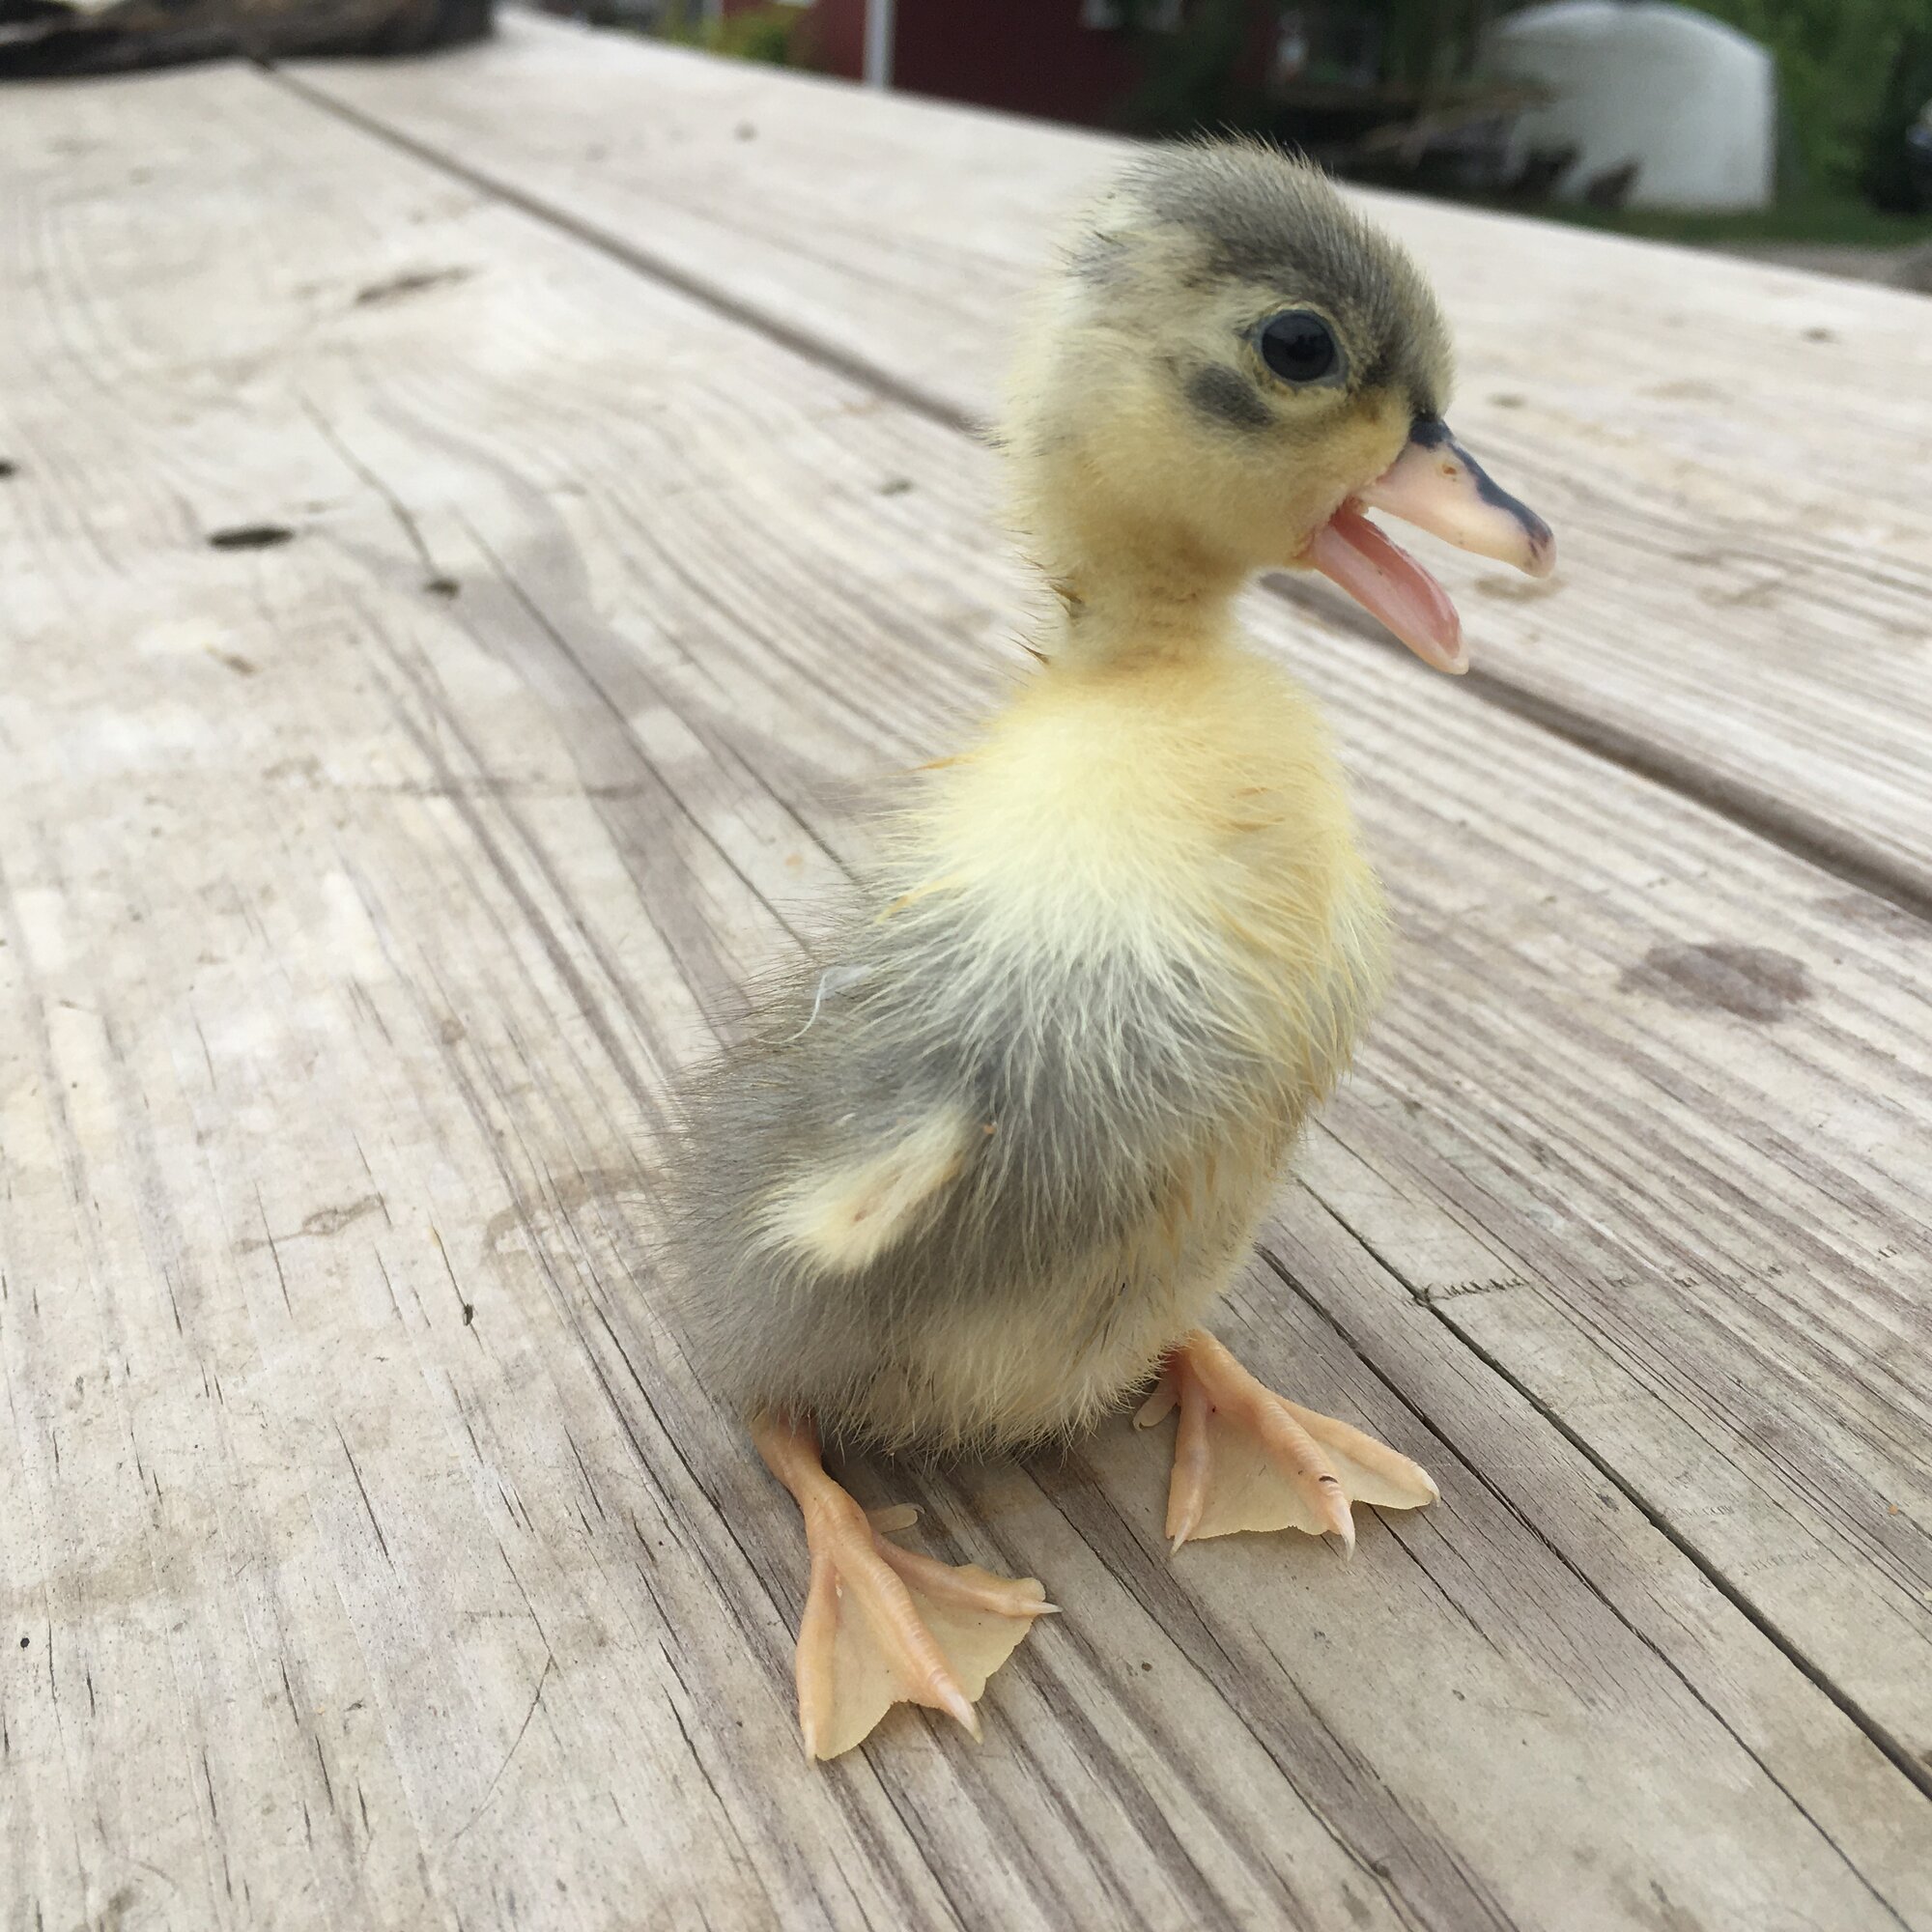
[[1258, 311, 1342, 387]]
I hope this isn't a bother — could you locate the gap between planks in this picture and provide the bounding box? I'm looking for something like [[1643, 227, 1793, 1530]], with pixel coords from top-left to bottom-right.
[[264, 58, 1932, 933]]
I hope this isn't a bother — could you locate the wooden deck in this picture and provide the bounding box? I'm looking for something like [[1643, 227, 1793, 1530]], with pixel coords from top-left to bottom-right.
[[4, 15, 1930, 1929]]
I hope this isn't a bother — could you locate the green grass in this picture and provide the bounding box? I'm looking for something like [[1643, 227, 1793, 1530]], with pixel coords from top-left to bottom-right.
[[1533, 189, 1932, 248]]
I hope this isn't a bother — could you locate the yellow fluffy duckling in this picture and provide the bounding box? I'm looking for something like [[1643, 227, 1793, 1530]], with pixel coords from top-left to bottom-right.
[[663, 138, 1553, 1760]]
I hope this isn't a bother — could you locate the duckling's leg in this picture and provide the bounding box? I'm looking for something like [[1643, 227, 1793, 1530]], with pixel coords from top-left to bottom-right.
[[1135, 1329, 1437, 1554], [752, 1413, 1056, 1760]]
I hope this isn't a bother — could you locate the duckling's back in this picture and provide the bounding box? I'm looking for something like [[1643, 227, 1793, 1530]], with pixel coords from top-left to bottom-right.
[[662, 639, 1386, 1452]]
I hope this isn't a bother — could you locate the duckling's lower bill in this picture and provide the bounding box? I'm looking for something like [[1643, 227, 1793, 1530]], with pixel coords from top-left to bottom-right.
[[1304, 415, 1555, 674]]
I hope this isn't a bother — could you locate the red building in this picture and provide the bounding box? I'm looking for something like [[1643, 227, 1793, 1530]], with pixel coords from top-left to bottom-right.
[[737, 0, 1283, 131]]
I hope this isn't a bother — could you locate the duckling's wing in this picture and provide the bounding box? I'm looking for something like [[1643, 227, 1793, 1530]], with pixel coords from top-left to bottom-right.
[[760, 1099, 980, 1276]]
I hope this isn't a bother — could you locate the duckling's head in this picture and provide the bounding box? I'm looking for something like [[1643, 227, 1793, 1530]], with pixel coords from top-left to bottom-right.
[[1006, 139, 1551, 671]]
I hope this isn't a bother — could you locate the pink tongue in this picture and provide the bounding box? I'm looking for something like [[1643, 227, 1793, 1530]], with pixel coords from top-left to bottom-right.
[[1304, 506, 1466, 674]]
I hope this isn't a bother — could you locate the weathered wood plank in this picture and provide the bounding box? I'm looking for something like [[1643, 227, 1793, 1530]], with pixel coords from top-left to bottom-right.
[[284, 10, 1932, 909], [2, 58, 1930, 1932], [275, 10, 1932, 1789]]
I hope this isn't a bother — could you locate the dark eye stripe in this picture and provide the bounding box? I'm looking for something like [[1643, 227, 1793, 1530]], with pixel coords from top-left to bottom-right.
[[1185, 364, 1272, 432]]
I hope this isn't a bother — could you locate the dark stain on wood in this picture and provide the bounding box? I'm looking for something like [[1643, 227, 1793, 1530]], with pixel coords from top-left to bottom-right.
[[353, 266, 473, 307], [207, 524, 295, 552], [482, 1165, 655, 1257], [1621, 942, 1813, 1022], [299, 1196, 384, 1238], [236, 1197, 384, 1252]]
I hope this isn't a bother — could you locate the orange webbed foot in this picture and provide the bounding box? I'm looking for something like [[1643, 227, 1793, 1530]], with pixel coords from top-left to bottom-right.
[[754, 1415, 1055, 1760], [1135, 1328, 1438, 1555]]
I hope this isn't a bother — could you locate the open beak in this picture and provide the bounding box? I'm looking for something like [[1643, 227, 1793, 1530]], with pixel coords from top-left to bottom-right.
[[1301, 416, 1554, 674]]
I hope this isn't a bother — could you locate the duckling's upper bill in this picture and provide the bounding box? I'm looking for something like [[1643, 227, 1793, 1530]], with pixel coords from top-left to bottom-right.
[[1033, 141, 1554, 672], [1311, 412, 1553, 672]]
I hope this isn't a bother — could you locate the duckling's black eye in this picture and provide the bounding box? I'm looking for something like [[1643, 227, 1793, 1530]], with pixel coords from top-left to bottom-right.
[[1258, 311, 1340, 386]]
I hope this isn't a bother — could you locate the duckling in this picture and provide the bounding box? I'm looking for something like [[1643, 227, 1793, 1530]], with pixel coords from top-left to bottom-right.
[[663, 138, 1553, 1760]]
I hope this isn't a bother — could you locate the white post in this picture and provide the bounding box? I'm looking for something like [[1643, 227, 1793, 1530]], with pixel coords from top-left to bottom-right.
[[863, 0, 895, 89]]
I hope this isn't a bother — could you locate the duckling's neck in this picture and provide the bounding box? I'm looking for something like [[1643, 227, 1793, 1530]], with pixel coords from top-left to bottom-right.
[[1035, 517, 1249, 668]]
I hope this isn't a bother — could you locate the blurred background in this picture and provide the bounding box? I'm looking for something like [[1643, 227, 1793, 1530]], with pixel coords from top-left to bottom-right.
[[600, 0, 1932, 292], [5, 0, 1929, 290]]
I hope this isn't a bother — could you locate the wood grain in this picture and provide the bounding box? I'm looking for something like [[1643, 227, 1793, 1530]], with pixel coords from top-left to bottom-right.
[[3, 56, 1930, 1932], [284, 10, 1932, 912], [277, 2, 1932, 1791], [286, 5, 1932, 1774]]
